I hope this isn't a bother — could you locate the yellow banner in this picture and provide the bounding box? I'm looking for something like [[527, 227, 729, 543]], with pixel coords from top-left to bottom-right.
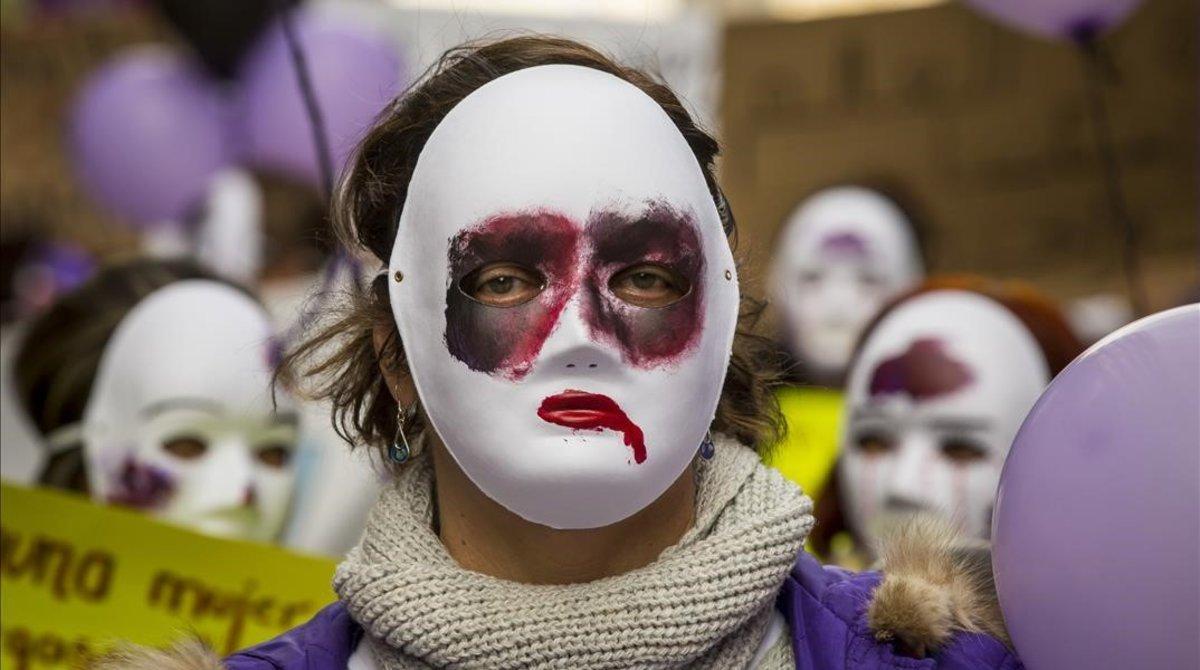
[[0, 481, 337, 670]]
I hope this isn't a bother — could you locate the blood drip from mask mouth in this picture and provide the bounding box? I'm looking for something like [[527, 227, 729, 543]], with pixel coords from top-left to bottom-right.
[[537, 390, 647, 464]]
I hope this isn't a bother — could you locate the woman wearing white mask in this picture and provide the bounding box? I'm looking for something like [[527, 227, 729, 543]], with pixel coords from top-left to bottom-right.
[[826, 276, 1082, 564], [123, 38, 1018, 670], [13, 258, 300, 543]]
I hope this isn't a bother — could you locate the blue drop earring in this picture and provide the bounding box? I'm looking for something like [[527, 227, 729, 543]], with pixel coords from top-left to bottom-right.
[[698, 431, 716, 460], [388, 402, 414, 464]]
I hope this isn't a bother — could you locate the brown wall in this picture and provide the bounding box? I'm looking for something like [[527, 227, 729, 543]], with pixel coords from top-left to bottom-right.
[[0, 10, 166, 255], [721, 0, 1196, 310]]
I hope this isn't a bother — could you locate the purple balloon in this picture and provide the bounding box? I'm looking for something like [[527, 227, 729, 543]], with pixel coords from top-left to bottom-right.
[[69, 47, 232, 227], [963, 0, 1144, 42], [993, 305, 1200, 670], [235, 10, 404, 188]]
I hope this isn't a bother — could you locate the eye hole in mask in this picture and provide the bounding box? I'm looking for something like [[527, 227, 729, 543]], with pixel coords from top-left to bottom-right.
[[854, 430, 895, 457], [798, 269, 822, 285], [460, 262, 547, 307], [858, 271, 885, 288], [609, 262, 690, 308], [162, 435, 208, 460], [940, 437, 988, 464], [255, 444, 293, 469]]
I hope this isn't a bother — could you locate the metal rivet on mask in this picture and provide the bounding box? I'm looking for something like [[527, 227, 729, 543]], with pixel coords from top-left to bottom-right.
[[394, 270, 404, 283], [724, 270, 732, 281]]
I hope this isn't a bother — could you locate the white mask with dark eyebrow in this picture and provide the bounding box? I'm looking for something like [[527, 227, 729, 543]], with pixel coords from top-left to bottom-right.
[[839, 290, 1048, 546], [81, 281, 298, 542]]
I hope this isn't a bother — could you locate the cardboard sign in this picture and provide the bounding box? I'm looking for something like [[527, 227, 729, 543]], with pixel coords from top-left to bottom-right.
[[722, 0, 1196, 306], [0, 481, 337, 670]]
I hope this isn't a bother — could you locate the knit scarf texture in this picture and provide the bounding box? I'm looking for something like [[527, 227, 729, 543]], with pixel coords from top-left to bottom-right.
[[334, 435, 814, 669]]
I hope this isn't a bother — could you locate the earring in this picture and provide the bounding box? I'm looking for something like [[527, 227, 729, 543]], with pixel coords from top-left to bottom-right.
[[388, 403, 415, 464], [698, 431, 716, 460]]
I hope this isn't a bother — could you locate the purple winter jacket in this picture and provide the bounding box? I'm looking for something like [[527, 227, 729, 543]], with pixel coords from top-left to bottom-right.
[[225, 551, 1021, 670]]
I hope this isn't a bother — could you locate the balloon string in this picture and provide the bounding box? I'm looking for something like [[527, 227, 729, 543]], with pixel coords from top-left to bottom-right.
[[276, 3, 335, 199], [273, 1, 361, 344], [1077, 37, 1148, 317]]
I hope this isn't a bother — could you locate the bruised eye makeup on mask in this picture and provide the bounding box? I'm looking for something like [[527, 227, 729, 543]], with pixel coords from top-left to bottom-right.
[[583, 203, 704, 367], [443, 203, 705, 379], [445, 211, 581, 380]]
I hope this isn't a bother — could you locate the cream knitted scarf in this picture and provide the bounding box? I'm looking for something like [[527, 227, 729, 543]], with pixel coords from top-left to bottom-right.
[[334, 435, 813, 669]]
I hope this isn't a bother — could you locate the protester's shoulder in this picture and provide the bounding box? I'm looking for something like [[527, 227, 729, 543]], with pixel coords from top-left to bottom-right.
[[224, 602, 361, 670], [782, 518, 1023, 669], [87, 604, 360, 670]]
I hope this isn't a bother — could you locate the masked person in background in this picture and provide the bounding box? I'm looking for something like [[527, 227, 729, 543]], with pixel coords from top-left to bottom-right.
[[764, 185, 925, 515], [814, 276, 1082, 567], [147, 163, 383, 556], [111, 38, 1018, 669], [13, 258, 300, 543]]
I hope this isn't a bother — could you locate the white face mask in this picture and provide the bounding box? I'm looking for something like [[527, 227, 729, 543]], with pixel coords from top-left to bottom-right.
[[768, 186, 923, 379], [839, 290, 1048, 546], [389, 65, 739, 529], [82, 281, 298, 542]]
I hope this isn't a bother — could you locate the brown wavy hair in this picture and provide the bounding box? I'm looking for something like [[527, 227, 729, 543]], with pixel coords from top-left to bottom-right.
[[279, 36, 785, 468]]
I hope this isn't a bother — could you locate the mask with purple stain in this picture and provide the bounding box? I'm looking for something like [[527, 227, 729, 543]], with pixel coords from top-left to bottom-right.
[[868, 337, 974, 401], [107, 457, 176, 509], [819, 230, 870, 260]]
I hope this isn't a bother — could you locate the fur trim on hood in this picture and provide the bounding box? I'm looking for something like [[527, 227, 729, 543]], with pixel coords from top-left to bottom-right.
[[90, 639, 223, 670], [866, 516, 1011, 658]]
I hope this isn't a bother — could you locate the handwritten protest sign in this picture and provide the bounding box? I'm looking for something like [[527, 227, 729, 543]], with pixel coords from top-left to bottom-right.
[[1, 481, 337, 670]]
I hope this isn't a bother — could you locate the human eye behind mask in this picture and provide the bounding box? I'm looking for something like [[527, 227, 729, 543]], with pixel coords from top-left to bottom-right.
[[460, 262, 546, 307], [932, 429, 992, 466], [608, 262, 690, 308], [149, 410, 297, 468], [851, 427, 896, 457]]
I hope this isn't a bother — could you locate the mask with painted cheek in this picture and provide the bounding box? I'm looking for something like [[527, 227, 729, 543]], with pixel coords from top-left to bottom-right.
[[389, 65, 740, 530], [838, 290, 1048, 546], [768, 186, 923, 378], [82, 281, 298, 542]]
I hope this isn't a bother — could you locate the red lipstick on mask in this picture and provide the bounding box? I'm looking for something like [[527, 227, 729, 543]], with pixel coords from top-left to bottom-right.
[[537, 390, 647, 464]]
